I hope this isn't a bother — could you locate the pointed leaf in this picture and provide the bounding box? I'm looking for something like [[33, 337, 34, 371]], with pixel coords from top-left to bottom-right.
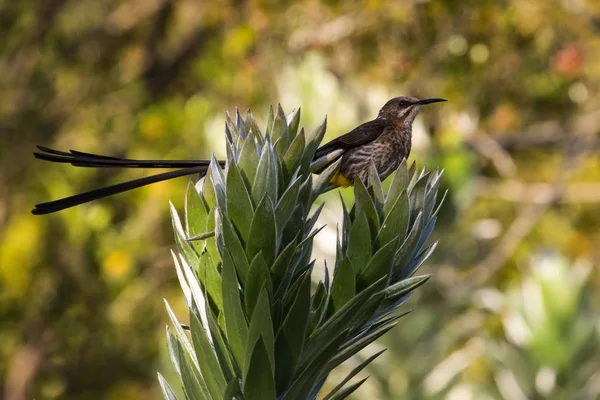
[[246, 109, 264, 146], [391, 212, 423, 279], [265, 105, 275, 138], [245, 290, 275, 377], [354, 179, 380, 239], [223, 377, 243, 400], [251, 140, 278, 205], [238, 136, 259, 190], [323, 350, 385, 400], [385, 160, 408, 214], [271, 236, 298, 289], [286, 107, 301, 138], [221, 216, 249, 282], [222, 251, 249, 369], [367, 161, 384, 214], [177, 339, 210, 400], [246, 195, 277, 266], [328, 377, 369, 400], [243, 338, 276, 400], [157, 373, 178, 400], [185, 180, 209, 255], [383, 274, 431, 304], [245, 252, 272, 318], [226, 161, 254, 241], [378, 188, 410, 247], [357, 239, 397, 288], [164, 300, 198, 369], [402, 242, 437, 279], [302, 116, 328, 173], [331, 257, 356, 311], [347, 207, 371, 270], [282, 128, 305, 178], [204, 206, 219, 263], [275, 176, 302, 233], [273, 104, 291, 157], [280, 272, 311, 368], [190, 312, 227, 399]]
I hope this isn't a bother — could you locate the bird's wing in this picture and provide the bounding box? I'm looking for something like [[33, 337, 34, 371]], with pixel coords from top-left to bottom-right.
[[313, 118, 388, 159]]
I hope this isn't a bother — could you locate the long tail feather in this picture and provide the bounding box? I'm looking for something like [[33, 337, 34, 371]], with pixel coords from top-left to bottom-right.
[[32, 165, 211, 215], [34, 146, 218, 169]]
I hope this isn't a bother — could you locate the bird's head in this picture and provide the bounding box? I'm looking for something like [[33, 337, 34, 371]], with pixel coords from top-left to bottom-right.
[[378, 96, 446, 127]]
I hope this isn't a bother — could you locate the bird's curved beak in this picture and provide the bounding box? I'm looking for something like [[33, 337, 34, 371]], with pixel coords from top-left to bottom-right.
[[417, 98, 447, 105]]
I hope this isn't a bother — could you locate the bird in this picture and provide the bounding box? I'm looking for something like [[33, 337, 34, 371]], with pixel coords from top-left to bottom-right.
[[32, 96, 445, 215]]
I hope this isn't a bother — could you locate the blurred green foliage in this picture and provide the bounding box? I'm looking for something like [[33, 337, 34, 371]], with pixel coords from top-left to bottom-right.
[[1, 0, 599, 399]]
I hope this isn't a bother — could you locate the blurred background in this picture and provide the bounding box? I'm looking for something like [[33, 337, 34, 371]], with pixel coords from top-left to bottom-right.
[[2, 1, 600, 399]]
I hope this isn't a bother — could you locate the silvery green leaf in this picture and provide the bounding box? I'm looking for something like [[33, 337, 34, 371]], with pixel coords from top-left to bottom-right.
[[327, 377, 369, 400], [246, 109, 264, 146], [409, 172, 430, 227], [286, 107, 301, 138], [166, 327, 182, 377], [246, 195, 277, 266], [244, 289, 275, 378], [243, 338, 276, 400], [158, 373, 178, 400], [347, 207, 371, 270], [357, 239, 397, 288], [235, 107, 247, 139], [190, 312, 227, 399], [271, 236, 298, 289], [280, 334, 347, 400], [244, 252, 272, 318], [204, 206, 219, 264], [383, 274, 431, 304], [185, 180, 209, 255], [282, 127, 305, 180], [331, 257, 356, 311], [323, 349, 385, 400], [209, 154, 227, 213], [176, 338, 210, 400], [326, 321, 399, 372], [280, 272, 311, 368], [275, 176, 302, 234], [179, 253, 212, 339], [354, 179, 380, 241], [172, 249, 192, 308], [367, 161, 384, 214], [221, 216, 249, 282], [223, 377, 243, 400], [407, 161, 418, 192], [304, 116, 328, 161], [430, 188, 448, 221], [251, 139, 278, 206], [226, 161, 254, 242], [273, 104, 291, 157], [238, 135, 259, 187], [265, 105, 274, 138], [391, 212, 423, 280], [164, 299, 199, 369], [401, 242, 437, 279], [299, 278, 386, 372], [377, 189, 410, 247], [385, 160, 408, 214], [221, 250, 249, 370]]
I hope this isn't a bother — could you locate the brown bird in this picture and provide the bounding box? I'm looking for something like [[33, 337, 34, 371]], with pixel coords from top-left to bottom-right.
[[32, 96, 445, 215]]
